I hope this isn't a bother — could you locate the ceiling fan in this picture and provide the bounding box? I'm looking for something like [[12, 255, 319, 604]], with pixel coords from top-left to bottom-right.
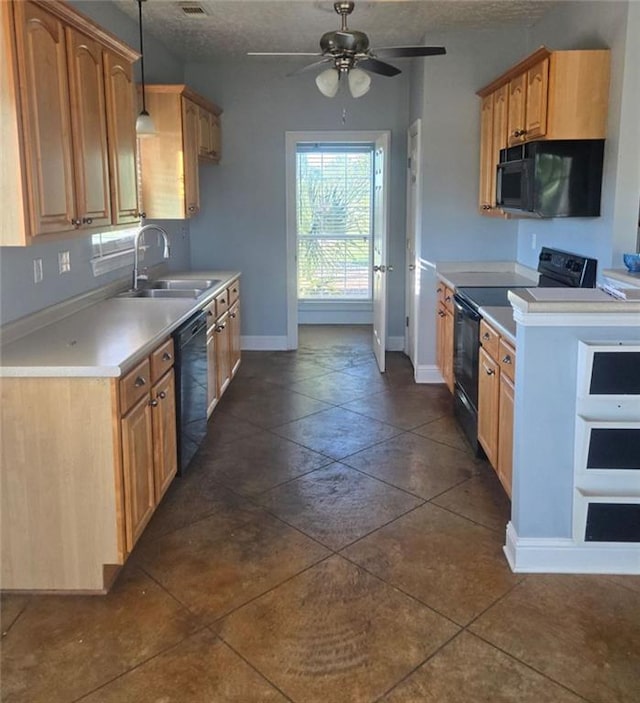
[[248, 1, 446, 98]]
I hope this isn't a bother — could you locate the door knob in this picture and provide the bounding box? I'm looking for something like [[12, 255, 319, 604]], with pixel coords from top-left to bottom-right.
[[409, 264, 416, 271], [373, 265, 386, 273]]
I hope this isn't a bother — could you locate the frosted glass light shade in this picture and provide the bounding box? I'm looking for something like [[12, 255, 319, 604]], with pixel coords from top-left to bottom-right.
[[135, 109, 156, 138], [315, 68, 340, 98], [348, 68, 371, 98]]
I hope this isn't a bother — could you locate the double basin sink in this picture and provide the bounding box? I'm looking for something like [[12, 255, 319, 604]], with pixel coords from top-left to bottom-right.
[[119, 278, 221, 299]]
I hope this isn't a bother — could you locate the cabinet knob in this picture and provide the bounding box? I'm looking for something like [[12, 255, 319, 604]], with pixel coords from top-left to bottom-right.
[[137, 211, 147, 220], [230, 312, 236, 318], [408, 264, 416, 271], [502, 355, 512, 364], [149, 398, 159, 407], [216, 324, 226, 332], [134, 376, 146, 388], [71, 218, 82, 227], [82, 217, 93, 225], [484, 366, 495, 376], [207, 310, 213, 317], [220, 298, 226, 304], [188, 205, 197, 213], [445, 295, 451, 302], [162, 352, 172, 361], [438, 310, 445, 317], [482, 333, 490, 341], [158, 391, 167, 399]]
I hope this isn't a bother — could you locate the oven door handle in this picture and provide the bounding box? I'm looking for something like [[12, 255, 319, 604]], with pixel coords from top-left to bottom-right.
[[453, 295, 481, 321]]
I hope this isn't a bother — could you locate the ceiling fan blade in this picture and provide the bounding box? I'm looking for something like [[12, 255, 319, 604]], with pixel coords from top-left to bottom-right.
[[287, 57, 334, 76], [357, 57, 401, 77], [374, 46, 446, 58], [247, 52, 322, 56]]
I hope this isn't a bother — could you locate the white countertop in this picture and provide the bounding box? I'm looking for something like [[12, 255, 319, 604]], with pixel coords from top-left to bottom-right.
[[435, 261, 538, 290], [602, 268, 640, 288], [0, 271, 240, 378], [508, 287, 640, 314]]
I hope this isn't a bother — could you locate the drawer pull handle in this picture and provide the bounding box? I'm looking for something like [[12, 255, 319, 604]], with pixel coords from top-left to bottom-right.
[[445, 295, 451, 302], [232, 288, 237, 293], [158, 391, 167, 400], [149, 398, 158, 407], [220, 298, 226, 304], [162, 352, 172, 361], [502, 355, 512, 364], [482, 333, 490, 341], [207, 310, 213, 317], [216, 324, 226, 332], [438, 310, 445, 317], [134, 376, 146, 388], [483, 366, 495, 376], [437, 287, 442, 293], [230, 312, 236, 318]]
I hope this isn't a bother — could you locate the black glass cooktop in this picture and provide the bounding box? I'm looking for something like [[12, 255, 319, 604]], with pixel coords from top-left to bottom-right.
[[455, 286, 532, 310]]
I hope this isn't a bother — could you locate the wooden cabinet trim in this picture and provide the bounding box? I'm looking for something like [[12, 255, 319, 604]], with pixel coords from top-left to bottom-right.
[[119, 358, 151, 414], [142, 83, 222, 115], [477, 46, 551, 97]]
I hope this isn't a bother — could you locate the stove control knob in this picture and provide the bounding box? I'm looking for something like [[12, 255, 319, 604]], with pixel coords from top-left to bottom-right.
[[565, 259, 574, 269], [572, 261, 583, 272]]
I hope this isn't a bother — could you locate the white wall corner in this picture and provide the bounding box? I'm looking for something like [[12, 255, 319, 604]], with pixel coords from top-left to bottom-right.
[[386, 336, 405, 352], [241, 336, 289, 351], [414, 364, 445, 384], [504, 522, 640, 574]]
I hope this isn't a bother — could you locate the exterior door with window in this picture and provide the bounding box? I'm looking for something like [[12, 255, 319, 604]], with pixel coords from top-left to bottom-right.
[[372, 133, 389, 372]]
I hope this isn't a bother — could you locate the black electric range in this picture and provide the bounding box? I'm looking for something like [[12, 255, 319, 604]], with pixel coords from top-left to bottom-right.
[[452, 247, 598, 453]]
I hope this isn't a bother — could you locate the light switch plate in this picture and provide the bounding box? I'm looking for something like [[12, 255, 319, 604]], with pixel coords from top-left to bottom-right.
[[33, 258, 43, 283], [58, 251, 71, 274]]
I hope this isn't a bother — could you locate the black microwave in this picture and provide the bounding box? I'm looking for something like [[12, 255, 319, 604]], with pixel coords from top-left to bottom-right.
[[496, 140, 605, 218]]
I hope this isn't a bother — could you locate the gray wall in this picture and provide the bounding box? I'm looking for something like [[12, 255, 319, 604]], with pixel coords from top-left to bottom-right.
[[185, 59, 410, 340], [0, 0, 188, 326], [410, 29, 529, 369], [516, 0, 640, 271]]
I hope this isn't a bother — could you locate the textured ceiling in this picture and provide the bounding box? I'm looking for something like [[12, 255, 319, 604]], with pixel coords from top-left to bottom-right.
[[112, 0, 555, 61]]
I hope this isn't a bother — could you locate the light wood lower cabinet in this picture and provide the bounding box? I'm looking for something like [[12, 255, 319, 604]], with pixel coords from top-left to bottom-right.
[[436, 283, 455, 393], [0, 338, 177, 592], [229, 301, 241, 377], [477, 320, 516, 497], [215, 310, 232, 398]]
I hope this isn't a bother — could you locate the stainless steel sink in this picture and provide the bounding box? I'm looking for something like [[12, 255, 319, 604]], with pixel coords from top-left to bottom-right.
[[120, 288, 204, 299], [151, 278, 221, 290]]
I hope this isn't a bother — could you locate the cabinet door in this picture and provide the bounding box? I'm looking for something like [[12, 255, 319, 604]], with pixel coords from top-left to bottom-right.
[[478, 346, 499, 467], [66, 28, 111, 229], [492, 84, 509, 174], [13, 1, 76, 236], [103, 49, 139, 224], [478, 94, 494, 213], [525, 58, 549, 140], [121, 394, 155, 552], [181, 97, 200, 217], [507, 73, 527, 146], [210, 113, 221, 162], [151, 370, 177, 503], [207, 327, 219, 417], [198, 106, 212, 158], [443, 308, 455, 394], [436, 302, 446, 378], [497, 374, 514, 498], [229, 301, 241, 377], [215, 311, 231, 398]]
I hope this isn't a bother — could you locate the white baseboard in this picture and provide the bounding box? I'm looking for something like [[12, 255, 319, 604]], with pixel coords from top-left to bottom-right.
[[504, 522, 640, 574], [241, 335, 289, 351], [414, 364, 445, 384], [387, 336, 405, 352]]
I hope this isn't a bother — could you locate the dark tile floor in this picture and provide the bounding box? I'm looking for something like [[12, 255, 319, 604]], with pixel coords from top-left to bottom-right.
[[1, 325, 639, 702]]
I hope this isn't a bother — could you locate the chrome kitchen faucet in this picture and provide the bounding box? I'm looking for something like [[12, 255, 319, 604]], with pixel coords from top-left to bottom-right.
[[132, 224, 170, 290]]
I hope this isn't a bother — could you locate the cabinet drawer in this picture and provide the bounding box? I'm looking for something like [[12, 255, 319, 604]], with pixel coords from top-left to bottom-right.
[[150, 339, 174, 383], [479, 320, 499, 359], [215, 289, 229, 315], [203, 299, 217, 329], [228, 279, 240, 305], [498, 338, 516, 382], [119, 359, 151, 414]]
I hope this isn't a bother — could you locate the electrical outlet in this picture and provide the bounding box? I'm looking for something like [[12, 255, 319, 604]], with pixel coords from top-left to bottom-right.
[[33, 258, 43, 283], [531, 232, 537, 250], [58, 251, 71, 274]]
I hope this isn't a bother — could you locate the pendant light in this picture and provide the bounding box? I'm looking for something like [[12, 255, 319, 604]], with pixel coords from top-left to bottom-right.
[[135, 0, 156, 137]]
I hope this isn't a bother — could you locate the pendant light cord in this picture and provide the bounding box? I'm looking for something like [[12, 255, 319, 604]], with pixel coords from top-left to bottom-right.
[[137, 0, 147, 113]]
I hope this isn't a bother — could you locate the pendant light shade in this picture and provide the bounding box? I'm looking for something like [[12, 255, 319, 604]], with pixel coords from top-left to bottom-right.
[[136, 0, 156, 138], [347, 68, 371, 98], [315, 68, 340, 98]]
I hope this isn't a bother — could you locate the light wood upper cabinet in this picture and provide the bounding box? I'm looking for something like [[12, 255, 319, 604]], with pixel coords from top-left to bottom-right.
[[66, 27, 111, 229], [138, 85, 222, 220], [0, 0, 139, 246], [103, 49, 140, 225], [11, 0, 76, 238], [477, 47, 610, 216]]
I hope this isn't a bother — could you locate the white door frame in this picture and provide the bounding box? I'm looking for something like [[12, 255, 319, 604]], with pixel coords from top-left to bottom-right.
[[404, 119, 422, 368], [285, 130, 391, 350]]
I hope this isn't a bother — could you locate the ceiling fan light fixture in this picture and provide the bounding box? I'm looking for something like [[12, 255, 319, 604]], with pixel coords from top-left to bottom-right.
[[348, 67, 371, 98], [315, 68, 340, 98]]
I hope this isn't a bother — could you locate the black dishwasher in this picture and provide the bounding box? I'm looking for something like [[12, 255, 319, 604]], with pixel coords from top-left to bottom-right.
[[173, 311, 208, 474]]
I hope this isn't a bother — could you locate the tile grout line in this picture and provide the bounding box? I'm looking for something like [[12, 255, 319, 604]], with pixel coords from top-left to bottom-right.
[[0, 598, 31, 640]]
